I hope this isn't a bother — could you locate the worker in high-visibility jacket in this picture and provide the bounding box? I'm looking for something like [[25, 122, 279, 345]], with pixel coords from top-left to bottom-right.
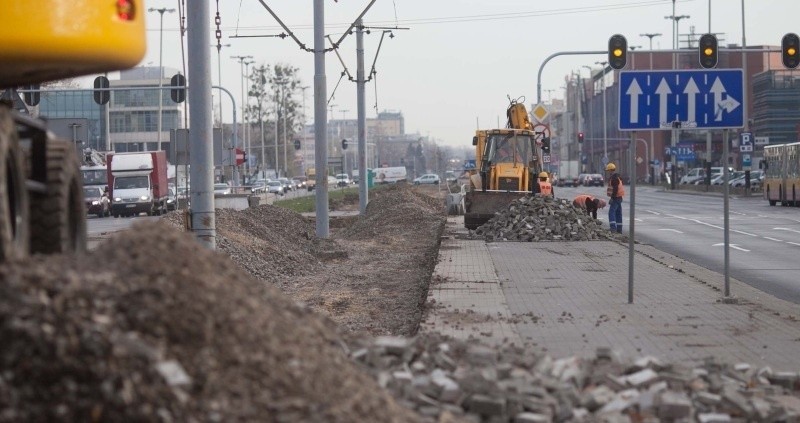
[[531, 171, 554, 197], [572, 194, 607, 219], [605, 163, 625, 233]]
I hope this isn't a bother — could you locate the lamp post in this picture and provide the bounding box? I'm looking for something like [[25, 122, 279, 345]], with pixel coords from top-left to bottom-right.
[[665, 4, 690, 68], [594, 61, 608, 161], [212, 43, 231, 125], [148, 7, 175, 152], [231, 55, 254, 179], [581, 65, 594, 172], [640, 33, 661, 184]]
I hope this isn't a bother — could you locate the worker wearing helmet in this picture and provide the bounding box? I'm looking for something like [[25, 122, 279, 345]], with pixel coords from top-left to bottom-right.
[[573, 194, 607, 219], [605, 162, 625, 233], [532, 171, 554, 197]]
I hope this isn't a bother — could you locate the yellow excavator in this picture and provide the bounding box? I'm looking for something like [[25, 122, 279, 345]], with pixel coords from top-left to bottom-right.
[[0, 1, 146, 261], [463, 97, 548, 229]]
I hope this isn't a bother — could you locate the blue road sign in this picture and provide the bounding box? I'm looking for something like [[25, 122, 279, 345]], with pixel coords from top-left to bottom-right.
[[618, 69, 744, 131], [464, 159, 476, 170], [664, 145, 696, 161]]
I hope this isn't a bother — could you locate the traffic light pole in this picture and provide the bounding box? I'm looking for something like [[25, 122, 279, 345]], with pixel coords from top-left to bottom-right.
[[212, 85, 239, 187]]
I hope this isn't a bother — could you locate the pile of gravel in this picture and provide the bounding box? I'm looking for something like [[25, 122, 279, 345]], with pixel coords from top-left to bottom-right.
[[0, 223, 419, 422], [352, 333, 800, 422], [475, 196, 607, 242]]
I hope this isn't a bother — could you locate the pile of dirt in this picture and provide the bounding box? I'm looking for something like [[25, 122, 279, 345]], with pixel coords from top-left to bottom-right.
[[0, 223, 419, 422]]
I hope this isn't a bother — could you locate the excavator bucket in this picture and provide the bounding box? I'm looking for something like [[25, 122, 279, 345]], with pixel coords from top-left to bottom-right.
[[463, 190, 529, 230]]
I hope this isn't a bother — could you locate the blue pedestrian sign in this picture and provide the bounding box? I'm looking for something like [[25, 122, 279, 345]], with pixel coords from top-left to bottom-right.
[[618, 69, 744, 131]]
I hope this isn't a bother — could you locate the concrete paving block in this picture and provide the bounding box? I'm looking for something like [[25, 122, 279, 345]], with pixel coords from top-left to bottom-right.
[[466, 345, 496, 366], [767, 371, 799, 390], [657, 391, 693, 420], [514, 412, 550, 423], [599, 389, 639, 415], [695, 391, 722, 406], [582, 385, 616, 411], [697, 412, 732, 423], [374, 336, 410, 355], [721, 386, 754, 416], [625, 368, 659, 388], [467, 394, 506, 417]]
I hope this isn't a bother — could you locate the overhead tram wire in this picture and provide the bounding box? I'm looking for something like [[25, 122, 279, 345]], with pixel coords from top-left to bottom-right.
[[219, 0, 669, 32]]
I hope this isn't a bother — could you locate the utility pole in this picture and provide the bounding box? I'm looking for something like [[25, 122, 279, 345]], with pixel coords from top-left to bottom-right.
[[148, 7, 175, 151], [356, 21, 367, 215], [640, 32, 661, 184], [595, 61, 609, 161], [231, 55, 253, 180], [314, 0, 330, 238]]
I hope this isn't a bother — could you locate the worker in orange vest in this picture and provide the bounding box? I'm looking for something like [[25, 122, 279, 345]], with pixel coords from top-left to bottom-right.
[[573, 194, 607, 219], [532, 171, 553, 197], [605, 163, 625, 233]]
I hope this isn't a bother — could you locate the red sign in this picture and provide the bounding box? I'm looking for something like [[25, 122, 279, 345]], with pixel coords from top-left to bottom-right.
[[235, 148, 245, 165]]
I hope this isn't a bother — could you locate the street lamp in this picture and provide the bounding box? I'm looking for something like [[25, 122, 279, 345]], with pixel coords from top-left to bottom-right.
[[148, 7, 175, 152], [594, 61, 609, 161], [231, 55, 253, 178], [640, 33, 661, 183], [212, 43, 231, 125], [581, 65, 595, 171], [665, 8, 690, 67]]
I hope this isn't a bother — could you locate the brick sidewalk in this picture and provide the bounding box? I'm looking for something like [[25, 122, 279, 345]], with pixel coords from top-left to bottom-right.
[[422, 217, 800, 371]]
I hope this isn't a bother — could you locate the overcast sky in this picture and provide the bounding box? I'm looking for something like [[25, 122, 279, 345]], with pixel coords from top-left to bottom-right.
[[137, 0, 798, 147]]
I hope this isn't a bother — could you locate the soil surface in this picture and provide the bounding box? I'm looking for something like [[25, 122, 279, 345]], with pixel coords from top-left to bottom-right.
[[0, 183, 446, 422]]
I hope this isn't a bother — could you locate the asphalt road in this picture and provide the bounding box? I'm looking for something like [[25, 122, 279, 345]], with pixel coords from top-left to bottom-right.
[[557, 184, 800, 304]]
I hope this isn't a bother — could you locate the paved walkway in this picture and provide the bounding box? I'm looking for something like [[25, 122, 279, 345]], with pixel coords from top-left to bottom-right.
[[422, 216, 800, 370]]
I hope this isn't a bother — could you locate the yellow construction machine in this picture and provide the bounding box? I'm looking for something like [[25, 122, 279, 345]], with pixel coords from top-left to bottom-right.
[[0, 1, 146, 261], [463, 98, 548, 229]]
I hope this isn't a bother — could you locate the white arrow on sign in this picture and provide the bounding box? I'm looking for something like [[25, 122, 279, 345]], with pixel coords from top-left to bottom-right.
[[656, 78, 671, 125], [626, 79, 643, 123], [683, 77, 700, 123], [710, 77, 741, 122]]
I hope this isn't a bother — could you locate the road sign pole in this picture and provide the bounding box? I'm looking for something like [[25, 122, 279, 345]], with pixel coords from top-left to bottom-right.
[[671, 125, 677, 189], [723, 128, 731, 299], [628, 131, 636, 304]]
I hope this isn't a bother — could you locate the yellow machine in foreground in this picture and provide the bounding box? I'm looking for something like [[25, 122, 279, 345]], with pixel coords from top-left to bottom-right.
[[463, 99, 546, 229], [0, 1, 146, 261]]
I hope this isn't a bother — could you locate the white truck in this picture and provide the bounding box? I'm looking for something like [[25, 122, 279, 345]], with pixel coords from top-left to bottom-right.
[[107, 151, 169, 217]]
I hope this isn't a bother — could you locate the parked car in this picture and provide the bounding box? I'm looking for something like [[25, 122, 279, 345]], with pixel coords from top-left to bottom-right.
[[413, 174, 440, 185], [267, 180, 284, 196], [84, 186, 110, 218], [557, 176, 578, 187], [731, 170, 763, 187], [583, 173, 604, 186], [445, 170, 457, 184], [679, 168, 706, 184], [214, 183, 232, 194]]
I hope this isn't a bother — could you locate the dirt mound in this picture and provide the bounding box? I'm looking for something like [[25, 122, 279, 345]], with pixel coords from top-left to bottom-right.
[[0, 223, 418, 422]]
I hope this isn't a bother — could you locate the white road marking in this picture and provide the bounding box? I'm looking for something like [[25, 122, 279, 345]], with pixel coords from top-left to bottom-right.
[[787, 242, 800, 247], [634, 218, 643, 222], [730, 211, 746, 215], [732, 230, 757, 237], [644, 210, 661, 215], [658, 228, 683, 233], [713, 243, 750, 252], [775, 227, 800, 234], [764, 237, 784, 242]]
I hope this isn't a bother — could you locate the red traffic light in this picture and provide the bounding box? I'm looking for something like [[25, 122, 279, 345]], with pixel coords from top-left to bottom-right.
[[578, 132, 585, 143]]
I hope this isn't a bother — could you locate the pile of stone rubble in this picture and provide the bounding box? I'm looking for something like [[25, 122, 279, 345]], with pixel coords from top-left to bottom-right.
[[352, 333, 800, 422], [475, 196, 607, 242]]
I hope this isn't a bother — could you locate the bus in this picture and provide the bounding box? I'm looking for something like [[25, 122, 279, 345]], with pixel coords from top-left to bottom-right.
[[763, 142, 800, 206]]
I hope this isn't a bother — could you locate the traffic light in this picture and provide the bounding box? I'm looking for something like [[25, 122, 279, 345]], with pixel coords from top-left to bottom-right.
[[243, 150, 248, 164], [341, 139, 348, 150], [170, 73, 186, 103], [782, 33, 800, 69], [578, 132, 584, 144], [294, 139, 301, 150], [93, 76, 109, 105], [608, 34, 627, 70], [541, 137, 551, 154], [698, 34, 718, 69]]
